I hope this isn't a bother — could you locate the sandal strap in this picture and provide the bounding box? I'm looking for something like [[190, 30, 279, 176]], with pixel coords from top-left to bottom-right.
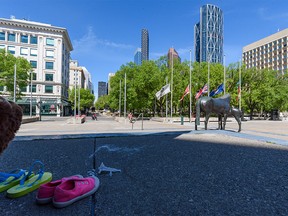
[[20, 160, 44, 186], [0, 169, 26, 183]]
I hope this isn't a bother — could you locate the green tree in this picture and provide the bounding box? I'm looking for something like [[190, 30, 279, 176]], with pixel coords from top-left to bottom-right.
[[0, 49, 31, 99], [95, 95, 110, 110], [68, 87, 95, 111]]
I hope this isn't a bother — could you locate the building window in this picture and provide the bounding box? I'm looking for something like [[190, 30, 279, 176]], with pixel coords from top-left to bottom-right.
[[21, 35, 28, 43], [29, 85, 37, 93], [20, 47, 28, 55], [30, 36, 37, 44], [0, 32, 5, 40], [45, 62, 54, 70], [46, 38, 54, 46], [30, 60, 37, 68], [8, 33, 15, 42], [8, 46, 15, 54], [32, 73, 37, 80], [30, 48, 37, 56], [45, 74, 54, 81], [0, 45, 5, 50], [45, 85, 53, 93], [20, 86, 27, 92], [46, 50, 54, 58]]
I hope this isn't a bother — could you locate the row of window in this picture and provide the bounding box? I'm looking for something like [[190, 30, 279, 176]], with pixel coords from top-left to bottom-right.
[[0, 85, 55, 93], [28, 71, 54, 82], [0, 45, 55, 58], [0, 32, 55, 46]]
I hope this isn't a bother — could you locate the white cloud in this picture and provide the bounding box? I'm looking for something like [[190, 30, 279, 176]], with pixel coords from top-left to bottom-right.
[[72, 26, 133, 54], [258, 7, 288, 20]]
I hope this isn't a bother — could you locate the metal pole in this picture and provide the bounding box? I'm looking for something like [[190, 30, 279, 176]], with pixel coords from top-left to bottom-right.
[[74, 70, 77, 119], [170, 53, 173, 121], [30, 72, 32, 117], [239, 60, 242, 111], [124, 73, 126, 119], [78, 74, 80, 116], [166, 77, 168, 121], [224, 54, 226, 95], [119, 79, 121, 117], [208, 54, 210, 96], [14, 64, 16, 102], [189, 49, 192, 122]]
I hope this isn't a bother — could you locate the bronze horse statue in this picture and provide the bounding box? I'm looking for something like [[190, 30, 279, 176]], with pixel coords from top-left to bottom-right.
[[195, 94, 242, 132]]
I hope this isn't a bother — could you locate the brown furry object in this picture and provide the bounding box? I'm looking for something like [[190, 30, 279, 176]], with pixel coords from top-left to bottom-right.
[[0, 96, 23, 154]]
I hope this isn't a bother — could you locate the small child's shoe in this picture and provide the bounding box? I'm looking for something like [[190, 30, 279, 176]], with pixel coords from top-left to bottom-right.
[[53, 176, 100, 208], [36, 175, 83, 204]]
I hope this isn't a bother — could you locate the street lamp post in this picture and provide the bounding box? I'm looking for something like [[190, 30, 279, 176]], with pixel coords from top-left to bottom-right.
[[13, 64, 16, 102], [124, 73, 127, 119], [170, 53, 173, 121], [74, 70, 77, 119], [119, 79, 121, 117], [30, 72, 33, 117], [189, 49, 192, 122], [78, 79, 81, 116]]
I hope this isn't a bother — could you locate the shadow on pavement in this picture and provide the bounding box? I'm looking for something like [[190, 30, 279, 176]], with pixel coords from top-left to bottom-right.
[[1, 133, 288, 215]]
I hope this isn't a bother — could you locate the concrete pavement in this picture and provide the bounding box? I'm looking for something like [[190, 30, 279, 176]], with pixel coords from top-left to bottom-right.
[[1, 115, 288, 215], [17, 115, 288, 146]]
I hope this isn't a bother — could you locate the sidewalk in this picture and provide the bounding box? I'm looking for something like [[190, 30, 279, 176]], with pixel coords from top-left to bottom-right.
[[1, 115, 288, 215], [17, 115, 288, 146]]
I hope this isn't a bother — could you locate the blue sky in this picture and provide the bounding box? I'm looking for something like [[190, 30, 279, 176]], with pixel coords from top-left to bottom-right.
[[2, 0, 288, 98]]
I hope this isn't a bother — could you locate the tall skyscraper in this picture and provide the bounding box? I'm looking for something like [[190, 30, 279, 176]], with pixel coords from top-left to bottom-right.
[[141, 29, 149, 63], [98, 81, 107, 98], [167, 48, 181, 68], [194, 4, 223, 64], [134, 48, 142, 65]]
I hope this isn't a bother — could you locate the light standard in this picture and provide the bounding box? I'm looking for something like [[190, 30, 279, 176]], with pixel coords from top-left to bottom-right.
[[13, 64, 16, 102], [170, 53, 173, 121], [189, 49, 192, 122], [74, 70, 77, 119], [30, 72, 33, 117], [119, 79, 121, 117]]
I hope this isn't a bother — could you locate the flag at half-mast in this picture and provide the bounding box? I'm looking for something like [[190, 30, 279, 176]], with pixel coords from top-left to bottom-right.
[[180, 85, 190, 101], [155, 84, 171, 100], [195, 84, 208, 99]]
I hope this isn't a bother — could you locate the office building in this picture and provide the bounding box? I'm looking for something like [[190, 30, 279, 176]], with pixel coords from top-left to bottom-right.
[[69, 60, 94, 95], [98, 81, 107, 98], [243, 29, 288, 74], [194, 4, 223, 64], [167, 48, 181, 68], [141, 29, 149, 62], [108, 73, 115, 94], [0, 17, 73, 116], [134, 48, 141, 65]]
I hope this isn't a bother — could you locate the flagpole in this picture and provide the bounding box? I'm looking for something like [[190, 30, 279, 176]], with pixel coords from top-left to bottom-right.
[[239, 59, 241, 111], [208, 54, 210, 96], [170, 51, 173, 122], [189, 49, 192, 122], [166, 77, 168, 121], [224, 54, 226, 95], [119, 79, 121, 117], [124, 73, 126, 119]]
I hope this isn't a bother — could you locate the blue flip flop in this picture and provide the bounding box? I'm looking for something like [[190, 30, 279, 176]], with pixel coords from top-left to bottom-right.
[[0, 169, 34, 192], [6, 160, 52, 198]]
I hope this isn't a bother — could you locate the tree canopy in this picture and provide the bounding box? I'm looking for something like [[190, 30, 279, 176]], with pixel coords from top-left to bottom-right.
[[0, 49, 31, 99], [98, 56, 288, 117]]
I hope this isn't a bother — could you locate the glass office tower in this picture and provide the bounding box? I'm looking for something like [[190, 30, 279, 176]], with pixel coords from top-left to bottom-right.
[[194, 4, 223, 64], [141, 29, 149, 63]]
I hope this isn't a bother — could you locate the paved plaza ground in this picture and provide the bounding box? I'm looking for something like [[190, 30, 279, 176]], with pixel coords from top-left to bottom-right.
[[0, 115, 288, 215]]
